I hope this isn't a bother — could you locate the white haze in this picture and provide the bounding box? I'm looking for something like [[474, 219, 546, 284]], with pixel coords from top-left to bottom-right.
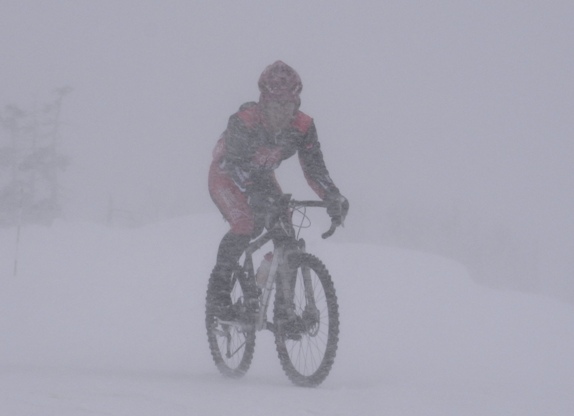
[[1, 2, 574, 409], [1, 214, 573, 414], [2, 2, 573, 302]]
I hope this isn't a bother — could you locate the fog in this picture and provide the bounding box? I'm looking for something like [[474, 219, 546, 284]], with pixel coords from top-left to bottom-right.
[[2, 1, 573, 303]]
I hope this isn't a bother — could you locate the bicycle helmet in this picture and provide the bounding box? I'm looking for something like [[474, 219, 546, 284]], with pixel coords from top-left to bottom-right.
[[258, 61, 302, 103]]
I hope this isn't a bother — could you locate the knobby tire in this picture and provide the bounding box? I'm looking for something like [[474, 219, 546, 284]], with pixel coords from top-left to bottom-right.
[[274, 253, 339, 387]]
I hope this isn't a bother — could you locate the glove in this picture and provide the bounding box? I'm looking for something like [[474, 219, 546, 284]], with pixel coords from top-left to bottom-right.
[[326, 193, 349, 225]]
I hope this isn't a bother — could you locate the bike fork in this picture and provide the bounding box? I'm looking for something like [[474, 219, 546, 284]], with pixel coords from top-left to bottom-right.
[[293, 239, 318, 312], [301, 262, 318, 311]]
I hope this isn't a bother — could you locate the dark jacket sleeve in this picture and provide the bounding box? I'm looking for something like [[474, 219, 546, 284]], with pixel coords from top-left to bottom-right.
[[298, 121, 340, 199], [220, 112, 256, 191]]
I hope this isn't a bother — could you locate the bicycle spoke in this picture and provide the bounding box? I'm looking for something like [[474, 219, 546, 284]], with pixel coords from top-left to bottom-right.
[[274, 253, 339, 387]]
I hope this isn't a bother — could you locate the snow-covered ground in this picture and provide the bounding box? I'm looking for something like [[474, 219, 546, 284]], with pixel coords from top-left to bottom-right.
[[1, 213, 573, 415]]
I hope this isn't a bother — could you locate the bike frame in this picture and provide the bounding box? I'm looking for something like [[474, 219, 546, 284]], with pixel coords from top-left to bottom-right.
[[240, 196, 331, 332]]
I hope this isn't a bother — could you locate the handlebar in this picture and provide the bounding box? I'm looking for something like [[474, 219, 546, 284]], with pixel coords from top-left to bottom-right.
[[290, 199, 340, 239], [290, 200, 328, 208]]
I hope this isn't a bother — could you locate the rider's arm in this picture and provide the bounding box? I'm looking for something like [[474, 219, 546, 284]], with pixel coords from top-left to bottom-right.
[[224, 113, 253, 165], [297, 120, 341, 200], [220, 108, 258, 191]]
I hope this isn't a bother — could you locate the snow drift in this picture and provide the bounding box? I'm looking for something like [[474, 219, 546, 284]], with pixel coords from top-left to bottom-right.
[[1, 213, 573, 415]]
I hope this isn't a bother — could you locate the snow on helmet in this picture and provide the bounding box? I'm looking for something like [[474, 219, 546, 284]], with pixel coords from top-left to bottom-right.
[[258, 61, 302, 102]]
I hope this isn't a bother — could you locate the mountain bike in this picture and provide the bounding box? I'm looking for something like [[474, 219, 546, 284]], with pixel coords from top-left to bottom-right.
[[205, 194, 341, 387]]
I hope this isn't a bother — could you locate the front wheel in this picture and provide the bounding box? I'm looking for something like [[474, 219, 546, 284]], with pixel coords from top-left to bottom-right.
[[274, 253, 340, 387]]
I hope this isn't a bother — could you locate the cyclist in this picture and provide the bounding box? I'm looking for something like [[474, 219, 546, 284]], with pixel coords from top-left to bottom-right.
[[208, 60, 349, 321]]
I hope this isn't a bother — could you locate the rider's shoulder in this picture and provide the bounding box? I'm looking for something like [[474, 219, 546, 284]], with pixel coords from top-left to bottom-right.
[[238, 101, 258, 112], [234, 102, 260, 128], [292, 110, 314, 134]]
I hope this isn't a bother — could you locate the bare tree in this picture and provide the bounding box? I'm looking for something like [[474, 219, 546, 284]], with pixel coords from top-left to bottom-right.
[[0, 87, 72, 226]]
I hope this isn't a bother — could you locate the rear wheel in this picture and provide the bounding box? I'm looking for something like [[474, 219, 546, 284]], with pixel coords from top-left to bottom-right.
[[205, 265, 257, 378], [274, 253, 339, 387]]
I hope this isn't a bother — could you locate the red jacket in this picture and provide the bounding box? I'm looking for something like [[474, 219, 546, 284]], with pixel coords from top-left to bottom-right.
[[212, 102, 339, 200]]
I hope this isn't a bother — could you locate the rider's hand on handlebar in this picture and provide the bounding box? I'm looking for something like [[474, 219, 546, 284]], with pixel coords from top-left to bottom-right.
[[326, 193, 349, 226]]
